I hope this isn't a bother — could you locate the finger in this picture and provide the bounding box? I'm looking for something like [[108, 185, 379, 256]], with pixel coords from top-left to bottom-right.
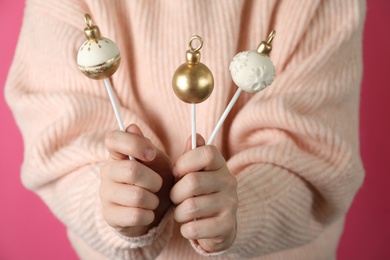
[[105, 130, 156, 161], [183, 134, 206, 153], [170, 171, 223, 204], [197, 221, 237, 252], [180, 214, 236, 241], [103, 160, 163, 193], [103, 204, 155, 228], [173, 193, 223, 223], [101, 182, 159, 210], [173, 145, 225, 178], [126, 124, 156, 159], [126, 124, 145, 137]]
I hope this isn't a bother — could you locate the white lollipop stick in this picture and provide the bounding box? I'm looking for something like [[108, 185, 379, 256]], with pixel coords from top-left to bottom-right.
[[207, 88, 242, 145], [104, 78, 134, 161], [191, 104, 197, 149], [104, 78, 125, 131]]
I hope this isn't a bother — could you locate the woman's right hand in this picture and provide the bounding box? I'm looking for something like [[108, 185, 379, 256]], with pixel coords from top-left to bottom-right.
[[100, 124, 173, 237]]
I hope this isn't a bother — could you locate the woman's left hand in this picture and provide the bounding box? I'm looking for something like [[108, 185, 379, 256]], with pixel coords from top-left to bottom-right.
[[170, 135, 238, 253]]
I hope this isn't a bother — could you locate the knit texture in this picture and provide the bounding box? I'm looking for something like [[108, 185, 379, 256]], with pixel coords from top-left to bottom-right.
[[5, 0, 366, 259]]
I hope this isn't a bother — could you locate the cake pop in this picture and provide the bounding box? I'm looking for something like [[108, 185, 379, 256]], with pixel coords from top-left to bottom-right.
[[77, 14, 120, 80], [77, 14, 133, 160], [208, 31, 276, 145], [172, 35, 214, 149]]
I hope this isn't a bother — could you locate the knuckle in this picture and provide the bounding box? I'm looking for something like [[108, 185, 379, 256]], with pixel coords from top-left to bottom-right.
[[129, 187, 158, 209], [129, 208, 154, 226], [150, 194, 159, 210], [185, 173, 201, 191], [123, 161, 139, 182], [222, 196, 238, 217], [202, 145, 217, 164], [183, 222, 200, 239], [130, 187, 144, 204], [153, 174, 163, 192], [185, 198, 198, 213], [128, 208, 144, 225], [104, 131, 117, 149]]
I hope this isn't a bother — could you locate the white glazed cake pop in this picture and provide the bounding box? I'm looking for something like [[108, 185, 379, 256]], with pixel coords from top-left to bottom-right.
[[208, 31, 276, 145], [229, 50, 275, 93], [77, 14, 121, 80]]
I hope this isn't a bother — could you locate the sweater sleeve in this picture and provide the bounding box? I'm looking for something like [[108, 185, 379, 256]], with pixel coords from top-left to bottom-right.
[[217, 0, 365, 257], [4, 0, 173, 259]]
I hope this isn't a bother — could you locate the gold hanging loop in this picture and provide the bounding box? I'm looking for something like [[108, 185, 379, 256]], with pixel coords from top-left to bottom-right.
[[266, 30, 275, 45], [188, 35, 203, 52], [84, 13, 93, 28]]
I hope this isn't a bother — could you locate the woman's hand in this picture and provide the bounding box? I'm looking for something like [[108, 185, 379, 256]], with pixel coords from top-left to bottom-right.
[[100, 124, 173, 237], [170, 135, 238, 252]]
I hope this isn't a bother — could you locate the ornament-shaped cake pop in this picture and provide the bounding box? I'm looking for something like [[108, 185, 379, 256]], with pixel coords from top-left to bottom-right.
[[208, 31, 276, 144], [172, 35, 214, 149], [77, 14, 133, 160], [77, 14, 121, 80]]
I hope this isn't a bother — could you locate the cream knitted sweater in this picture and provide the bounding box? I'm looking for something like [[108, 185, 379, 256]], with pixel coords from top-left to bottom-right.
[[5, 0, 366, 259]]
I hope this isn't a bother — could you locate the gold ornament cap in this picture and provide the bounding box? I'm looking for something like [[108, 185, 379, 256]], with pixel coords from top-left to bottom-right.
[[172, 35, 214, 104], [256, 30, 275, 56], [84, 14, 101, 41]]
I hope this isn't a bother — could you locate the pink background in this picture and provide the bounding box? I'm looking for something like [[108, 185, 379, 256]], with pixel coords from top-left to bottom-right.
[[0, 0, 389, 259]]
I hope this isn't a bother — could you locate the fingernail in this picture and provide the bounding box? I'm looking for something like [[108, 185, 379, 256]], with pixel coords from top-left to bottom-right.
[[144, 147, 156, 161]]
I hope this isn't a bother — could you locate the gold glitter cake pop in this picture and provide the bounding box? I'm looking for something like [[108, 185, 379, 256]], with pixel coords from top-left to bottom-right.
[[172, 35, 214, 104], [172, 35, 214, 149]]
